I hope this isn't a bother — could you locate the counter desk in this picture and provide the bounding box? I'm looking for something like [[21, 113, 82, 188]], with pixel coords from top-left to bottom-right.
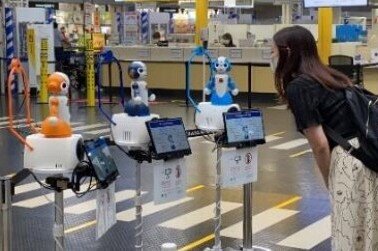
[[101, 46, 378, 101], [101, 46, 274, 106]]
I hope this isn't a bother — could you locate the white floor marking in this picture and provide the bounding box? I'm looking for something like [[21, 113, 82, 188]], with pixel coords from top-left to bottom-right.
[[15, 182, 43, 195], [13, 183, 92, 208], [117, 197, 194, 222], [277, 216, 331, 250], [270, 138, 308, 150], [159, 201, 241, 230], [268, 105, 288, 110], [221, 208, 299, 239], [265, 135, 282, 143], [72, 123, 107, 132], [65, 190, 145, 214], [85, 128, 111, 135]]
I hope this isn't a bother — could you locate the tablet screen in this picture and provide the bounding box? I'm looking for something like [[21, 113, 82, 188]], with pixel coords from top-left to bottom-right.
[[146, 118, 191, 159], [84, 138, 119, 186], [224, 110, 265, 146]]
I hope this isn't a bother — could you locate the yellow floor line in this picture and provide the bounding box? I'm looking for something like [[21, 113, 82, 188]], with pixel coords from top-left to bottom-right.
[[178, 234, 215, 251], [290, 149, 312, 158], [275, 196, 302, 209], [271, 131, 286, 137], [186, 185, 205, 193], [65, 220, 96, 234], [65, 184, 205, 234]]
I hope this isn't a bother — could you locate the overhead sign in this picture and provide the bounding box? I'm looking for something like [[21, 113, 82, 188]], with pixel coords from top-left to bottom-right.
[[224, 0, 254, 8], [304, 0, 367, 7]]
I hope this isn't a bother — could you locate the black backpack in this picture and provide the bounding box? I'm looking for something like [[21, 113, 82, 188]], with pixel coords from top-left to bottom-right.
[[324, 85, 378, 172]]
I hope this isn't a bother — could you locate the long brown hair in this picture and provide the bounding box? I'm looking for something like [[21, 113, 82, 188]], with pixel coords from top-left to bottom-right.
[[273, 26, 352, 102]]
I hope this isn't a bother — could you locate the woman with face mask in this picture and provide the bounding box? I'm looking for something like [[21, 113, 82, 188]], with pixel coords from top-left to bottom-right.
[[272, 26, 378, 250]]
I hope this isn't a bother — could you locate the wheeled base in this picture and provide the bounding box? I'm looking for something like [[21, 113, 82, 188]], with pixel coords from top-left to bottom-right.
[[24, 133, 84, 174], [195, 102, 240, 131]]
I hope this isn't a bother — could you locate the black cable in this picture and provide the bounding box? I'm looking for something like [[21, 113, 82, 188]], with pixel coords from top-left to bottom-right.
[[29, 171, 55, 191]]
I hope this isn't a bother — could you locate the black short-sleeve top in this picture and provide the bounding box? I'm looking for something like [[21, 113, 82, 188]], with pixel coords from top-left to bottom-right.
[[286, 74, 356, 148]]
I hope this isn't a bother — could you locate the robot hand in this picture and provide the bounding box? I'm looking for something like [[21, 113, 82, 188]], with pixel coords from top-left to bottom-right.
[[148, 93, 156, 102], [204, 88, 212, 95], [231, 88, 239, 96]]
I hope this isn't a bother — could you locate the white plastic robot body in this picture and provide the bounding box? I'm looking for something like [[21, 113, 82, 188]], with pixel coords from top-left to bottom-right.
[[195, 102, 240, 131], [214, 74, 229, 98], [196, 56, 240, 131], [111, 113, 159, 150], [50, 95, 70, 123], [24, 134, 83, 174], [131, 80, 149, 106]]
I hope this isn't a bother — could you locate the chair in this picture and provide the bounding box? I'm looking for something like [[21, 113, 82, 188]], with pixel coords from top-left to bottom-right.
[[328, 55, 363, 85]]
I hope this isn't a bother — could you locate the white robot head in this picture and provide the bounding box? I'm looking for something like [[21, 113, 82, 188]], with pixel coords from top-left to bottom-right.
[[212, 56, 232, 74], [128, 61, 147, 81], [48, 72, 70, 95]]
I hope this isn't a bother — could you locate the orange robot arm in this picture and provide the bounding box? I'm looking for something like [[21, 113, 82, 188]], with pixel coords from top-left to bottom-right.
[[49, 97, 60, 118]]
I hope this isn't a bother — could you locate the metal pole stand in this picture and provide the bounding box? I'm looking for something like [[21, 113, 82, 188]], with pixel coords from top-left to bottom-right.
[[128, 149, 152, 251], [213, 140, 222, 251], [54, 190, 64, 251], [242, 183, 253, 251], [135, 160, 143, 251], [0, 178, 12, 251]]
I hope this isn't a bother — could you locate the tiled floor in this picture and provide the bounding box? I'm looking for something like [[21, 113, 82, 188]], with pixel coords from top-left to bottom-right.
[[0, 94, 331, 250]]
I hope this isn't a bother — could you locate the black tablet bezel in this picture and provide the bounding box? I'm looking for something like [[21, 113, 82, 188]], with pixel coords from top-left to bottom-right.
[[84, 137, 119, 187], [146, 118, 192, 160], [223, 109, 266, 148]]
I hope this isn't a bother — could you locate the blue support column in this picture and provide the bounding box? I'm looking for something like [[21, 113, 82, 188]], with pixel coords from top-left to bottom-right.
[[140, 11, 149, 44], [5, 7, 17, 94]]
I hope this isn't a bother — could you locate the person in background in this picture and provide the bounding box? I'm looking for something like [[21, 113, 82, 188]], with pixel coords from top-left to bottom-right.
[[271, 25, 378, 250], [221, 33, 236, 47], [53, 22, 66, 71]]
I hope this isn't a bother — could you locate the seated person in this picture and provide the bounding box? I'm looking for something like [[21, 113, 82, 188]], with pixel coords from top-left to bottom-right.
[[221, 33, 236, 47]]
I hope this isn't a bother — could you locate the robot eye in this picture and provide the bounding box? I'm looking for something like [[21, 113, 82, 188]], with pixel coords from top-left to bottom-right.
[[61, 82, 69, 91], [137, 68, 144, 74], [224, 63, 228, 68], [215, 63, 219, 67]]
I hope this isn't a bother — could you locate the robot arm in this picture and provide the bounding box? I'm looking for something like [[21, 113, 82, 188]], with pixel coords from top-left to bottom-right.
[[204, 76, 215, 95], [49, 97, 60, 118], [228, 77, 239, 96]]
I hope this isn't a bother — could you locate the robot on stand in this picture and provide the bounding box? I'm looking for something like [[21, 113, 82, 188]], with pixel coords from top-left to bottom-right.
[[195, 56, 240, 131], [24, 72, 84, 174], [111, 61, 159, 150]]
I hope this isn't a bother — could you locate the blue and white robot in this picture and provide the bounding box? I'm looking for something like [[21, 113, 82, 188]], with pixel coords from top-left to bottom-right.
[[124, 61, 156, 116], [111, 61, 159, 150], [195, 56, 240, 131], [204, 56, 239, 105]]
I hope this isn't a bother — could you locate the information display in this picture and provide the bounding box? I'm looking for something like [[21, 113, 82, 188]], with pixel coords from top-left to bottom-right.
[[146, 118, 191, 159], [224, 110, 265, 147], [224, 0, 254, 8], [84, 138, 119, 187], [304, 0, 367, 7]]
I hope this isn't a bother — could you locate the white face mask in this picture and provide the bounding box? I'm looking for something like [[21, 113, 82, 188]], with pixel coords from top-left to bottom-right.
[[270, 56, 278, 72]]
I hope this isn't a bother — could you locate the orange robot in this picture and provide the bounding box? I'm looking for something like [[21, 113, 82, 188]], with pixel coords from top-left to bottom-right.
[[40, 72, 72, 138], [7, 58, 37, 150]]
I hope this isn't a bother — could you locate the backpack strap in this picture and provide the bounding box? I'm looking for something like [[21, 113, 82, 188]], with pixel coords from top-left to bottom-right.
[[323, 125, 355, 154]]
